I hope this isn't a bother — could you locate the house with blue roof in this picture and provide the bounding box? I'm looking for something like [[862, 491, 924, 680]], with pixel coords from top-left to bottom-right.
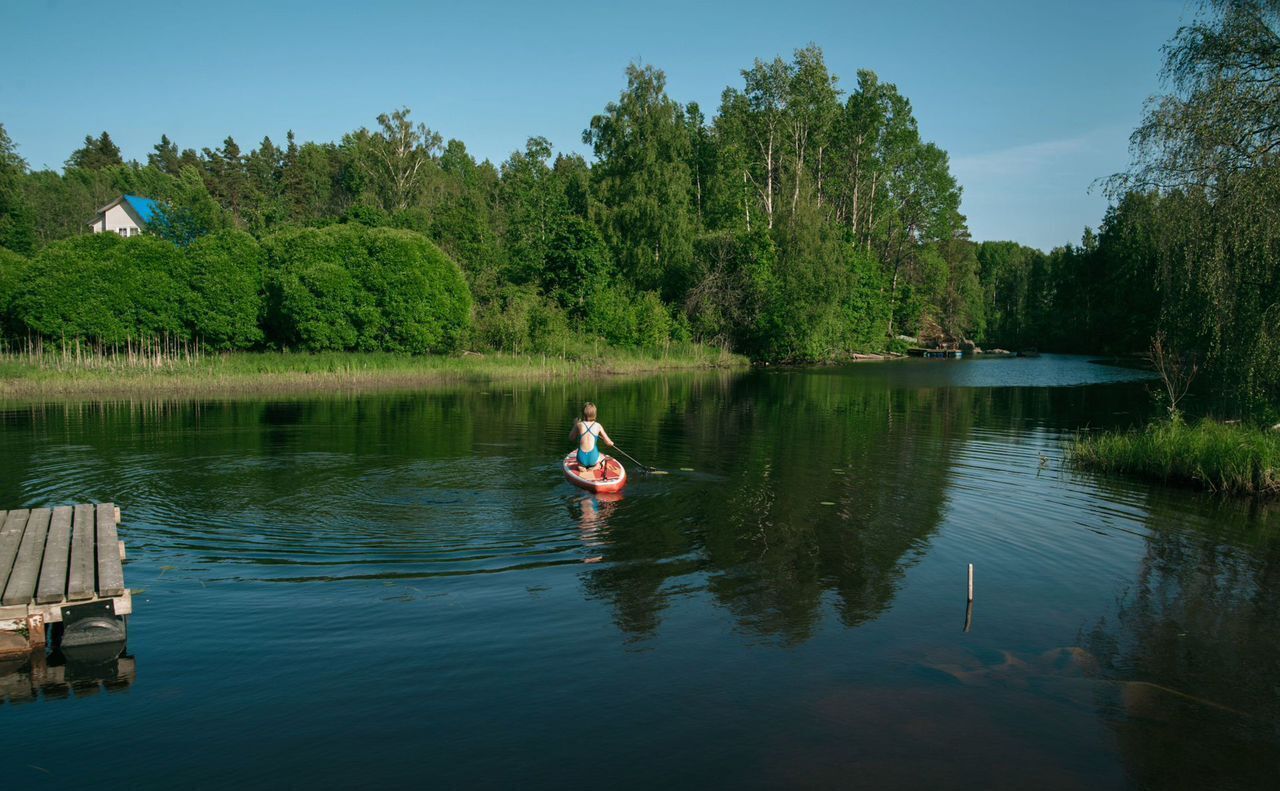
[[88, 194, 160, 237]]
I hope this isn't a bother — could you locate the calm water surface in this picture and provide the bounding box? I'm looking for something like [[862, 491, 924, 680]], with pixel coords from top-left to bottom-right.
[[2, 355, 1278, 789]]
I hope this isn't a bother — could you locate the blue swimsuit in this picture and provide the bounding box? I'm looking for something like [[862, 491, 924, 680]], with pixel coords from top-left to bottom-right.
[[577, 421, 602, 468]]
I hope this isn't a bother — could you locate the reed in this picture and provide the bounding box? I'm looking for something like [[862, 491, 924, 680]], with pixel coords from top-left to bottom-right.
[[0, 340, 747, 400], [0, 336, 208, 372], [1070, 418, 1280, 497]]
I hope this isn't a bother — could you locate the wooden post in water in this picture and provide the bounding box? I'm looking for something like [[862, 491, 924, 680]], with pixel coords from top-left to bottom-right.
[[963, 563, 974, 633]]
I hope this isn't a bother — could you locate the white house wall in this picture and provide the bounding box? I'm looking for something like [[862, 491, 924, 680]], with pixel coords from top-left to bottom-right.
[[95, 203, 142, 235]]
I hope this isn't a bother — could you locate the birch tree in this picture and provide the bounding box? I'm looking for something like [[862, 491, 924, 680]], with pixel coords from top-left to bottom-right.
[[356, 108, 443, 214], [722, 58, 789, 229], [785, 45, 840, 216]]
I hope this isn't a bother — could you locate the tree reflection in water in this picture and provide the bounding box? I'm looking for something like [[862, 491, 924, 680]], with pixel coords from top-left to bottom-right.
[[1086, 494, 1280, 787], [580, 371, 974, 644]]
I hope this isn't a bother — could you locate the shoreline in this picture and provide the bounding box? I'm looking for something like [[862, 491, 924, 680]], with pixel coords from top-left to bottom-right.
[[0, 348, 749, 402]]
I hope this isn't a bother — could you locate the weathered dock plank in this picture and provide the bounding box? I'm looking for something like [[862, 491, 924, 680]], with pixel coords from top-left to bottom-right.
[[95, 503, 124, 597], [35, 506, 73, 605], [3, 508, 51, 606], [3, 503, 134, 653], [0, 510, 31, 596], [67, 504, 96, 601]]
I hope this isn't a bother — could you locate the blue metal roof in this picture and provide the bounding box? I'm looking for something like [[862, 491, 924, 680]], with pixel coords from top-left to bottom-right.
[[123, 194, 159, 224]]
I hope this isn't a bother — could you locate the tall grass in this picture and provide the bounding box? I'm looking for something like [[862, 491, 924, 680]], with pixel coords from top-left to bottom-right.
[[1, 336, 208, 371], [0, 339, 747, 399], [1070, 418, 1280, 497]]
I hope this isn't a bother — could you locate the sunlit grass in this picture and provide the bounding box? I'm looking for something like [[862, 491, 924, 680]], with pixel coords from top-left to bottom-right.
[[1070, 418, 1280, 497], [0, 340, 747, 399]]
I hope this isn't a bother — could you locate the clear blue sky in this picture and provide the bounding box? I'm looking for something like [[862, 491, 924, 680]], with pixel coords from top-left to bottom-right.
[[2, 0, 1191, 250]]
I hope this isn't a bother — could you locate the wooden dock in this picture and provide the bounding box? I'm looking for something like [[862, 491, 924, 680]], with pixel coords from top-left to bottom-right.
[[0, 503, 132, 659]]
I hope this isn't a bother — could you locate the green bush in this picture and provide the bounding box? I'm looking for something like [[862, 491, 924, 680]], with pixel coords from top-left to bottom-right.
[[583, 280, 676, 351], [585, 282, 638, 347], [0, 246, 27, 339], [185, 230, 265, 349], [472, 285, 571, 354], [263, 224, 472, 353], [633, 291, 672, 349], [14, 234, 190, 344]]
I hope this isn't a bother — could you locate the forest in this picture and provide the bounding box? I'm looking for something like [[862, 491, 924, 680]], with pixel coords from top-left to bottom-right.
[[0, 46, 974, 363], [978, 0, 1280, 420], [1, 0, 1278, 419]]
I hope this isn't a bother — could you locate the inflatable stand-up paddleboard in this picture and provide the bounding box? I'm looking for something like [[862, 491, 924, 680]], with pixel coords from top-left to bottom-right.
[[563, 452, 627, 493]]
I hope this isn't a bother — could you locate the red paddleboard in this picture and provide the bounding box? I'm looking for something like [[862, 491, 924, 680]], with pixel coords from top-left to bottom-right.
[[563, 452, 627, 493]]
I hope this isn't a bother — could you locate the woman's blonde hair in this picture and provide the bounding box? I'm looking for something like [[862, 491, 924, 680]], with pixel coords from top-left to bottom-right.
[[582, 402, 597, 420]]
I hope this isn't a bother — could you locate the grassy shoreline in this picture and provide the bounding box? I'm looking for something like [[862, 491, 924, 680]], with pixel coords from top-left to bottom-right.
[[1070, 418, 1280, 498], [0, 345, 747, 400]]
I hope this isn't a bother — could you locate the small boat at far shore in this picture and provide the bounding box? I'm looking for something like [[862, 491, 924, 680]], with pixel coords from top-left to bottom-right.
[[907, 348, 963, 358], [563, 452, 627, 493]]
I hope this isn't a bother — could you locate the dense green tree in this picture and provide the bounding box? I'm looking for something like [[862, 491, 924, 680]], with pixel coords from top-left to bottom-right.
[[281, 133, 339, 223], [878, 134, 964, 338], [148, 135, 200, 175], [1122, 0, 1280, 415], [22, 168, 110, 248], [500, 136, 565, 285], [202, 136, 253, 223], [243, 135, 288, 233], [684, 102, 717, 227], [586, 64, 697, 299], [148, 166, 231, 246], [685, 229, 776, 350], [65, 132, 124, 171], [542, 215, 611, 311], [708, 52, 968, 347], [0, 123, 35, 254], [553, 153, 593, 219], [762, 209, 887, 359], [974, 241, 1036, 347], [936, 237, 985, 342], [584, 281, 674, 350], [417, 140, 506, 288], [1087, 200, 1161, 353]]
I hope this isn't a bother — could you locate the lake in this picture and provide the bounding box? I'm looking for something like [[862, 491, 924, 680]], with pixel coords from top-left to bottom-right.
[[1, 355, 1278, 789]]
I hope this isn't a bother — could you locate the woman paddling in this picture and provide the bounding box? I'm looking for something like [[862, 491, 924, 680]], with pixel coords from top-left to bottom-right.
[[569, 402, 615, 478]]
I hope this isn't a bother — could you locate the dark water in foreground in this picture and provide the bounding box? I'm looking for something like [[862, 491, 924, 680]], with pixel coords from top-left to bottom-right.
[[1, 355, 1278, 789]]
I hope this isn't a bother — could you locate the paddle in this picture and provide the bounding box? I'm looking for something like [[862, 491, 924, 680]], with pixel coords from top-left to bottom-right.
[[610, 444, 669, 475]]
